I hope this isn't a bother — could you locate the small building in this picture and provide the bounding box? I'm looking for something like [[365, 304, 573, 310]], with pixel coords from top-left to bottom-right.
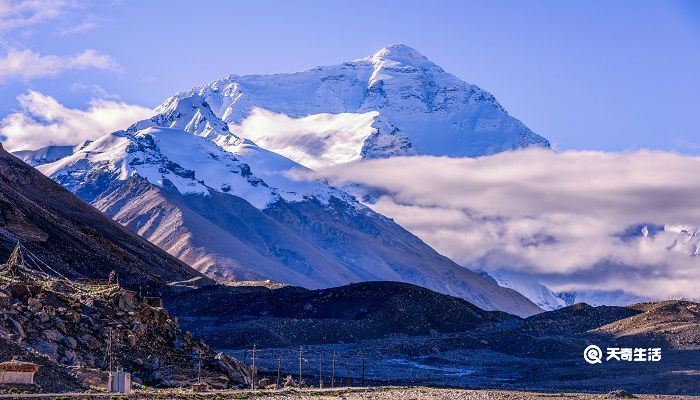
[[144, 297, 163, 308], [0, 360, 39, 385], [191, 382, 209, 392], [108, 370, 131, 394]]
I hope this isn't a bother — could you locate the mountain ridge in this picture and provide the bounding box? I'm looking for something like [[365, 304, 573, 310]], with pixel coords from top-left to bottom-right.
[[0, 142, 209, 294], [33, 127, 542, 316]]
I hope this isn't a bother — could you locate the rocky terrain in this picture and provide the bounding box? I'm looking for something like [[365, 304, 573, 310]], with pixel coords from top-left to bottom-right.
[[166, 281, 517, 348], [0, 143, 210, 296], [594, 301, 700, 349], [166, 282, 700, 395], [0, 282, 250, 394]]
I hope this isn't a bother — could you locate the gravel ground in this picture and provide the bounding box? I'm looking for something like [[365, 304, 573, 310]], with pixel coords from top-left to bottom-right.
[[0, 387, 696, 399], [242, 387, 697, 399]]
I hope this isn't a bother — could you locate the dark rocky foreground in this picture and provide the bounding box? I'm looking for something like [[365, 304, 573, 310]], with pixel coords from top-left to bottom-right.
[[167, 283, 700, 396], [165, 281, 517, 348], [0, 283, 250, 394]]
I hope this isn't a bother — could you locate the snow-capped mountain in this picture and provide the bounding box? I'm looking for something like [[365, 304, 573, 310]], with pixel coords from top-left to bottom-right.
[[665, 223, 700, 256], [13, 140, 93, 166], [152, 44, 549, 169], [557, 290, 650, 307], [482, 272, 566, 311], [36, 121, 542, 317]]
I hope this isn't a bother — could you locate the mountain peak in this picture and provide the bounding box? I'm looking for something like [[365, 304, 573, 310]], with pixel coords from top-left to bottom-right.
[[366, 44, 433, 66], [372, 44, 425, 58]]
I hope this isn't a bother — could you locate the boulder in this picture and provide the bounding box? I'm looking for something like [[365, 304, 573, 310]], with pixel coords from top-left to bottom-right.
[[28, 297, 43, 312], [117, 291, 137, 311], [32, 339, 59, 360], [60, 349, 79, 366], [78, 333, 100, 349], [0, 292, 10, 309], [53, 319, 67, 334], [8, 317, 25, 341], [36, 311, 50, 323], [7, 284, 42, 299], [132, 321, 146, 336], [62, 336, 78, 349], [43, 328, 65, 342]]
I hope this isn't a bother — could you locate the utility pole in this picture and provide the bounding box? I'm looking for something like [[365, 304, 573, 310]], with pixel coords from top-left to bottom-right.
[[331, 351, 336, 388], [197, 349, 202, 384], [276, 357, 281, 388], [251, 343, 257, 390], [319, 352, 323, 389], [361, 355, 365, 387], [298, 347, 303, 387], [108, 328, 113, 373]]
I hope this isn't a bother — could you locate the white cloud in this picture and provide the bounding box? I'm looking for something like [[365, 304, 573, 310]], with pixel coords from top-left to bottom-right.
[[0, 48, 120, 83], [58, 20, 95, 35], [0, 90, 152, 151], [230, 108, 379, 169], [0, 0, 69, 31], [70, 82, 119, 100], [304, 149, 700, 301]]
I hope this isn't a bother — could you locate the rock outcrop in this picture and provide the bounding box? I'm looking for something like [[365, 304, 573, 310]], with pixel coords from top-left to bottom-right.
[[0, 282, 250, 392]]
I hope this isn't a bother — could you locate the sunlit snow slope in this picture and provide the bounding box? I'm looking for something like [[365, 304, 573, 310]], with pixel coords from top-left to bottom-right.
[[152, 44, 549, 169]]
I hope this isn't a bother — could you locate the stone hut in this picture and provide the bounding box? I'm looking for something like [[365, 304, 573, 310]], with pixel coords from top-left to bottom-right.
[[0, 360, 39, 384]]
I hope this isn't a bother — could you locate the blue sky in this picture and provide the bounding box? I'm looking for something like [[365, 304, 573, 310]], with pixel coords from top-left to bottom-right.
[[2, 0, 700, 152]]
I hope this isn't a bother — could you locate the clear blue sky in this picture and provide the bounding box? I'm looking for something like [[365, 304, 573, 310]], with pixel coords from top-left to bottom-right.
[[2, 0, 700, 152]]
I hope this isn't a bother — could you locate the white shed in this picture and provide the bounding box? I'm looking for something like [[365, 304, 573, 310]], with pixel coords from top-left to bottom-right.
[[108, 370, 131, 394], [0, 360, 39, 385]]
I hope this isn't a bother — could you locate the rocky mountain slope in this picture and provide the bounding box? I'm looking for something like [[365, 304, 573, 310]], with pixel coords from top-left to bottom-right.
[[166, 281, 518, 348], [151, 44, 549, 169], [168, 280, 700, 354], [0, 282, 250, 392], [34, 125, 541, 317], [0, 143, 209, 294], [594, 300, 700, 349]]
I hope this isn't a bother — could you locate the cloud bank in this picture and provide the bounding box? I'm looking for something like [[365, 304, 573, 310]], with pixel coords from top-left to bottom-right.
[[0, 91, 152, 151], [230, 108, 378, 169], [306, 150, 700, 300], [0, 48, 120, 83]]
